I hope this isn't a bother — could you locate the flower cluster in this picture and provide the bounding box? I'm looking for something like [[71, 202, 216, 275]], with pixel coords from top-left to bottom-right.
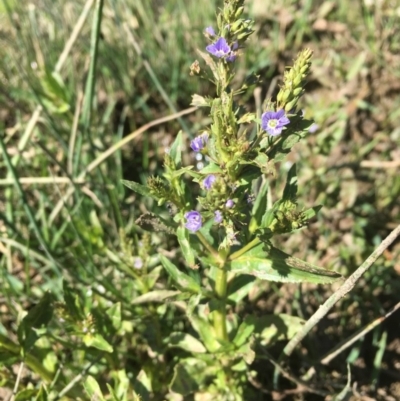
[[181, 23, 313, 237]]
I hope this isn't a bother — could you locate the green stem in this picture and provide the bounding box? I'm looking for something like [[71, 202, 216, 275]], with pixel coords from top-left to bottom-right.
[[196, 232, 223, 264], [214, 265, 228, 342], [195, 234, 228, 342], [229, 237, 261, 260]]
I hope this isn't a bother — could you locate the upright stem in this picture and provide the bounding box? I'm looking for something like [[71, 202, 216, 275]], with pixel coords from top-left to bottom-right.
[[214, 264, 228, 342]]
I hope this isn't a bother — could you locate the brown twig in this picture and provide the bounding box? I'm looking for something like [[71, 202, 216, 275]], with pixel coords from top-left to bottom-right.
[[302, 301, 400, 381], [274, 223, 400, 385], [360, 160, 400, 169]]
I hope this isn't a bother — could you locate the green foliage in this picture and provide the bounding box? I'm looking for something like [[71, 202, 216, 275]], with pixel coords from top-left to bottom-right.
[[1, 0, 399, 399], [230, 243, 342, 284], [17, 292, 54, 355]]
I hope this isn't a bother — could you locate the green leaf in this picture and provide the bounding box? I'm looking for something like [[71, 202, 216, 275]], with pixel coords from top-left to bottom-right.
[[35, 384, 48, 401], [15, 389, 37, 400], [121, 180, 151, 197], [227, 275, 256, 303], [170, 357, 217, 396], [84, 376, 106, 401], [107, 370, 130, 401], [169, 131, 183, 167], [171, 166, 195, 179], [142, 265, 163, 289], [106, 302, 121, 331], [282, 163, 297, 201], [17, 292, 54, 354], [191, 94, 211, 107], [134, 369, 152, 401], [187, 293, 202, 316], [131, 290, 180, 304], [177, 226, 196, 268], [106, 385, 121, 401], [41, 71, 68, 101], [233, 319, 255, 347], [159, 255, 201, 294], [188, 315, 220, 352], [39, 70, 70, 114], [230, 243, 342, 284], [237, 112, 256, 124], [199, 163, 223, 175], [236, 165, 260, 187], [301, 205, 322, 220], [249, 179, 269, 233], [245, 314, 305, 346], [63, 281, 84, 320], [164, 332, 206, 353], [83, 333, 113, 353]]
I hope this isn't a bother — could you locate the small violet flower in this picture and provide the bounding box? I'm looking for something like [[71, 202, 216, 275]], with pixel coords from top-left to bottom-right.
[[226, 53, 237, 62], [206, 37, 236, 61], [214, 210, 223, 224], [225, 199, 234, 208], [204, 26, 216, 36], [190, 133, 209, 152], [203, 174, 216, 190], [261, 109, 290, 136], [184, 211, 203, 232], [133, 257, 143, 269], [309, 123, 319, 133]]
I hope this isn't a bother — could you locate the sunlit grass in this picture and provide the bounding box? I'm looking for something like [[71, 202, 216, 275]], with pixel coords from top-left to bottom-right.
[[1, 0, 399, 399]]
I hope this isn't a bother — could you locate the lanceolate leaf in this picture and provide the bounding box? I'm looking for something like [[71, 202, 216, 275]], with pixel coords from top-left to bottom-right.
[[177, 226, 196, 267], [169, 131, 183, 167], [249, 179, 269, 232], [282, 163, 297, 201], [121, 180, 151, 197], [159, 255, 201, 294], [230, 243, 342, 284], [83, 333, 113, 353], [83, 376, 106, 401], [199, 163, 223, 175], [131, 290, 180, 304], [17, 292, 54, 354]]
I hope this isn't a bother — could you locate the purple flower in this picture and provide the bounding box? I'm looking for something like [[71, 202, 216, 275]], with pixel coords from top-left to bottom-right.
[[214, 210, 223, 224], [184, 211, 203, 232], [204, 26, 216, 36], [134, 257, 143, 269], [206, 37, 232, 59], [225, 199, 234, 208], [309, 123, 319, 133], [190, 133, 209, 152], [261, 109, 290, 136], [203, 174, 216, 190]]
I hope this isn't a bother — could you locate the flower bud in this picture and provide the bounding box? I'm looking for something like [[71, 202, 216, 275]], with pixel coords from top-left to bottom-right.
[[235, 6, 244, 18]]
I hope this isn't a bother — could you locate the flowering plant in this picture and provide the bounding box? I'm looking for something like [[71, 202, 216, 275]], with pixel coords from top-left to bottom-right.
[[123, 0, 342, 398]]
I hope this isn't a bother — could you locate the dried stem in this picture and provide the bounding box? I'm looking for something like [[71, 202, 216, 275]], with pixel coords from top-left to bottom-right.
[[274, 223, 400, 387]]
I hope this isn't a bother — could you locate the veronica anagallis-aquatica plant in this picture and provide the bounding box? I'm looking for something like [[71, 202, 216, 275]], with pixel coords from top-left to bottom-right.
[[123, 0, 342, 397]]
